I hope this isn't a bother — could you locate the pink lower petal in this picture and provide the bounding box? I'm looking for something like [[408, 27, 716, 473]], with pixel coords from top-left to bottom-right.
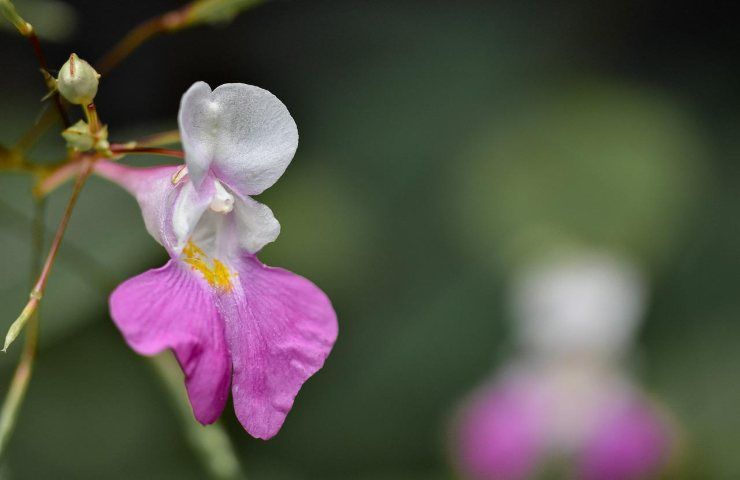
[[454, 379, 547, 480], [578, 397, 670, 480], [110, 260, 231, 424], [218, 255, 338, 439]]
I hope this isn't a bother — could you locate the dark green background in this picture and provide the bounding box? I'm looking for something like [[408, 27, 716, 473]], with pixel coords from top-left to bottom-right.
[[1, 1, 739, 478]]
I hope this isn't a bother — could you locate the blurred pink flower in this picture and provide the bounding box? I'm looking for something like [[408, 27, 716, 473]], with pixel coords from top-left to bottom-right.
[[451, 254, 673, 479], [97, 82, 338, 439], [453, 371, 670, 480]]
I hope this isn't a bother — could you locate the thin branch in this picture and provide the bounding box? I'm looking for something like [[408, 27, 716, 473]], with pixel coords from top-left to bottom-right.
[[96, 10, 186, 76], [3, 159, 94, 351]]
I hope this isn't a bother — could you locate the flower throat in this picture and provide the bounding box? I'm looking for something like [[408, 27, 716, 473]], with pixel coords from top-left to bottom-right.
[[182, 241, 233, 291]]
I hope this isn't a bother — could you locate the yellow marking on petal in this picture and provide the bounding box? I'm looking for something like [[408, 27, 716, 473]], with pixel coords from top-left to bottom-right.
[[183, 241, 206, 258], [182, 240, 234, 291]]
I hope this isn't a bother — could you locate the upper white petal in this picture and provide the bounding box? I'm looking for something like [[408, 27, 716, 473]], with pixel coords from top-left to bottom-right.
[[178, 81, 299, 195]]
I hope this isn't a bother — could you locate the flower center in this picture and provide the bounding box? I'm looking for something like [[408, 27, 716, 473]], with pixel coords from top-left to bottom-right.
[[182, 241, 234, 291], [209, 180, 234, 213]]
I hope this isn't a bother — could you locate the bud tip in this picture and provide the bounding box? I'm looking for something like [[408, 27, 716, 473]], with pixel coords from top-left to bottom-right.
[[56, 53, 100, 105]]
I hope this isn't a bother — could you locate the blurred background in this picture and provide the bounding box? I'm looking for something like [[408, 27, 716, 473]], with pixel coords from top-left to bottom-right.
[[1, 0, 739, 478]]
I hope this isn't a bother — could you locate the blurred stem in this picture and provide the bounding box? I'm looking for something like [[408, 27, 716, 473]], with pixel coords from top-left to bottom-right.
[[0, 199, 46, 458], [149, 353, 245, 480], [0, 148, 51, 176], [133, 129, 180, 148], [96, 8, 187, 75], [96, 0, 265, 75]]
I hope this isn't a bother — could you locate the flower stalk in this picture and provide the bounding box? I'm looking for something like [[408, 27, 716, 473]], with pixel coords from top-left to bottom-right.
[[84, 104, 100, 134]]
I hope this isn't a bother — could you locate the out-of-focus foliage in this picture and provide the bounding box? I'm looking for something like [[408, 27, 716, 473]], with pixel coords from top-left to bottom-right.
[[457, 81, 707, 271], [259, 159, 375, 292], [0, 0, 76, 41]]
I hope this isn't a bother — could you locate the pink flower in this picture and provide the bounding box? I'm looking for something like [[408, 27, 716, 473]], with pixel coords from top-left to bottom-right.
[[96, 82, 338, 439], [451, 254, 673, 479], [453, 372, 671, 480]]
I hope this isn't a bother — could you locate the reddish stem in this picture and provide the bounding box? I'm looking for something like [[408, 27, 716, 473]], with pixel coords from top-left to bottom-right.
[[109, 145, 185, 158], [26, 32, 69, 127]]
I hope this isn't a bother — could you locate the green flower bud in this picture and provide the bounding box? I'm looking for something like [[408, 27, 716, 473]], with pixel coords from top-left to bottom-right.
[[56, 53, 100, 105], [62, 120, 94, 151], [61, 121, 109, 153]]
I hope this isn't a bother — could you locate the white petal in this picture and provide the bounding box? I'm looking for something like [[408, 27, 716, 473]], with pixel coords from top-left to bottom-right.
[[177, 82, 214, 188], [178, 82, 299, 195], [511, 253, 646, 359], [234, 195, 281, 253]]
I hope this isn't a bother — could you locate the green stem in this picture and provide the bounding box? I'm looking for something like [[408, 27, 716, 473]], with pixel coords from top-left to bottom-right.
[[0, 199, 45, 458], [149, 353, 245, 480]]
